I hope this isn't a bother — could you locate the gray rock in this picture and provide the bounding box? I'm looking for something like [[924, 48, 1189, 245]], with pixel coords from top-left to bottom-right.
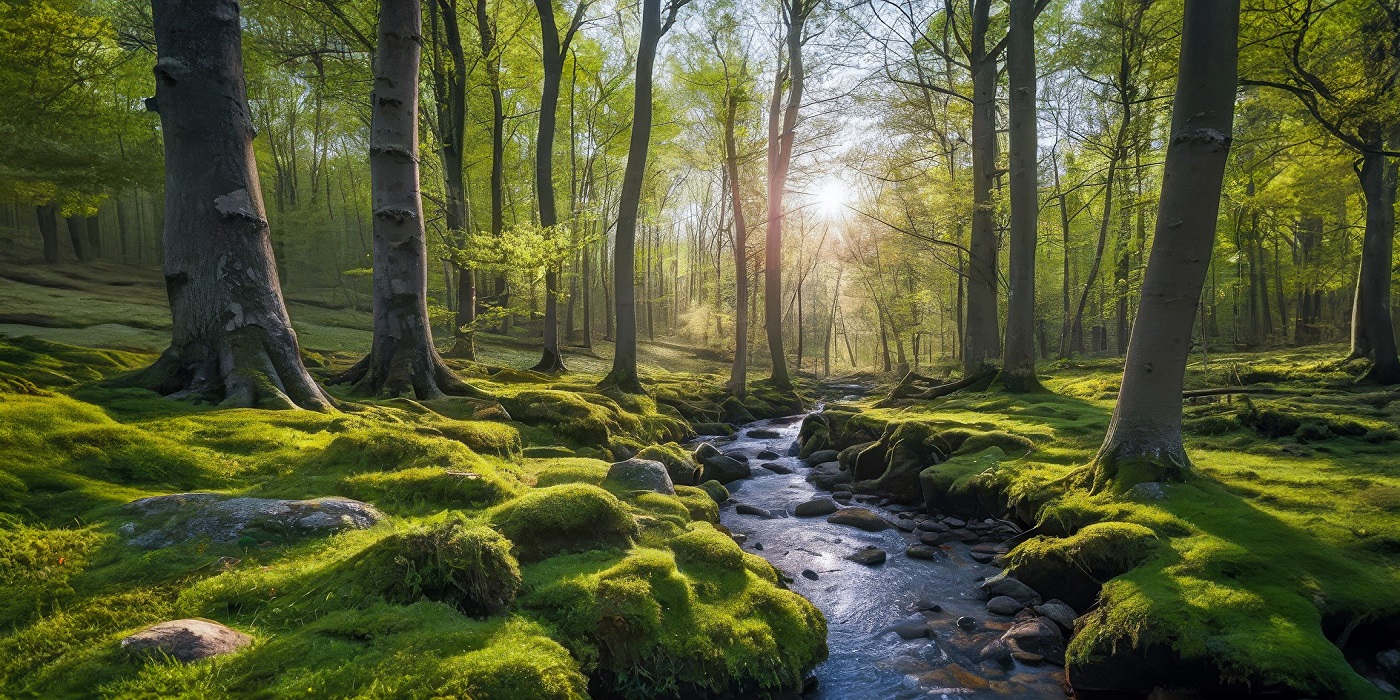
[[806, 462, 851, 490], [119, 494, 384, 549], [831, 490, 853, 500], [1125, 481, 1169, 502], [956, 616, 976, 630], [916, 520, 950, 533], [806, 449, 840, 465], [761, 462, 793, 474], [1377, 648, 1400, 681], [979, 639, 1014, 666], [905, 545, 939, 560], [786, 440, 802, 456], [827, 508, 892, 532], [1373, 679, 1399, 694], [603, 458, 675, 495], [735, 503, 774, 519], [986, 596, 1023, 616], [121, 619, 251, 662], [981, 573, 1042, 605], [1034, 600, 1078, 633], [1001, 617, 1063, 656], [757, 449, 782, 460], [694, 443, 722, 461], [919, 532, 948, 546], [748, 428, 782, 439], [944, 517, 966, 528], [794, 497, 839, 517], [801, 569, 819, 580], [701, 455, 752, 484], [891, 620, 930, 640], [845, 546, 886, 566], [893, 519, 916, 532]]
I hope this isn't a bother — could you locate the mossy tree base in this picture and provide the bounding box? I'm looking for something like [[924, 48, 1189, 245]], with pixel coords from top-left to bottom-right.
[[120, 325, 332, 410], [1085, 446, 1193, 495], [331, 341, 483, 400]]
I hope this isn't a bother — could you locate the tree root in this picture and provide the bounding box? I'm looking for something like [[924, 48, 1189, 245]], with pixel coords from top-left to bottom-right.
[[331, 343, 488, 400], [881, 370, 993, 404]]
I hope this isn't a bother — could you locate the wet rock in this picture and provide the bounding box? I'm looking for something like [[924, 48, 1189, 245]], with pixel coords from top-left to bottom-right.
[[1001, 617, 1064, 658], [807, 462, 852, 490], [757, 449, 782, 460], [944, 517, 967, 528], [893, 519, 916, 532], [917, 520, 950, 533], [1034, 600, 1078, 633], [951, 528, 981, 542], [957, 616, 976, 630], [846, 546, 886, 566], [806, 449, 840, 465], [730, 533, 747, 546], [694, 442, 721, 461], [1372, 679, 1399, 694], [786, 440, 801, 456], [905, 545, 939, 560], [722, 450, 750, 463], [761, 462, 793, 475], [980, 639, 1015, 666], [735, 503, 774, 518], [747, 428, 782, 439], [701, 455, 751, 484], [831, 490, 853, 500], [970, 543, 1007, 563], [119, 494, 384, 549], [986, 596, 1023, 616], [752, 541, 764, 550], [794, 497, 839, 517], [919, 532, 948, 546], [121, 619, 251, 662], [914, 599, 943, 612], [603, 458, 675, 495], [891, 619, 931, 640], [801, 569, 819, 580], [827, 508, 892, 532], [982, 573, 1042, 606]]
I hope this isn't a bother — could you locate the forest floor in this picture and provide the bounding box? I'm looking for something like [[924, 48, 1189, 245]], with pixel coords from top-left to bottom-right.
[[2, 262, 1399, 698]]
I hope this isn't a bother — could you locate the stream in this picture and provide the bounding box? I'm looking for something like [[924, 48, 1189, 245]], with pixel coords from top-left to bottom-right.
[[704, 413, 1068, 699]]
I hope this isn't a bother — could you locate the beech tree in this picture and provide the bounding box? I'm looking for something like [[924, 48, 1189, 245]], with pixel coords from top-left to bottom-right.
[[996, 0, 1041, 391], [331, 0, 476, 399], [601, 0, 689, 393], [1090, 0, 1240, 491], [129, 0, 330, 410]]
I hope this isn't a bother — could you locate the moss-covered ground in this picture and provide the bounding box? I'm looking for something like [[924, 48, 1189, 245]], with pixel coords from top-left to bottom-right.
[[0, 265, 824, 699], [819, 348, 1400, 698]]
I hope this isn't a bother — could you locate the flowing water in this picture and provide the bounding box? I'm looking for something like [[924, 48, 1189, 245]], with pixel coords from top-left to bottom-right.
[[706, 414, 1068, 700]]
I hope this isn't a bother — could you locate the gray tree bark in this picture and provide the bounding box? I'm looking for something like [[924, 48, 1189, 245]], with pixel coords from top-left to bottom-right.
[[128, 0, 331, 410], [724, 72, 750, 397], [331, 0, 476, 399], [997, 0, 1040, 391], [1091, 0, 1239, 492], [1348, 125, 1400, 384], [962, 0, 1000, 377]]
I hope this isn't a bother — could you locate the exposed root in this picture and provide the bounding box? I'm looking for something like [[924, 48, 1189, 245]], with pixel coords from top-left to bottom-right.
[[882, 370, 993, 404], [530, 347, 567, 374], [331, 342, 487, 400]]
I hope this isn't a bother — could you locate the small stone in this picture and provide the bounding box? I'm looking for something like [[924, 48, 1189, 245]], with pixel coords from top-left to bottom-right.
[[894, 519, 916, 532], [917, 520, 950, 533], [944, 517, 967, 528], [786, 441, 801, 456], [761, 462, 793, 474], [906, 545, 939, 560], [757, 449, 781, 460], [747, 428, 782, 439], [919, 532, 948, 546], [845, 546, 887, 566], [1034, 600, 1078, 633], [827, 508, 892, 532], [806, 449, 839, 464], [956, 616, 976, 630], [731, 533, 747, 545], [982, 573, 1043, 605], [831, 490, 853, 500], [986, 596, 1023, 616], [802, 569, 819, 580], [979, 639, 1014, 666], [794, 497, 839, 517], [951, 528, 981, 542], [1001, 617, 1064, 656], [753, 541, 764, 551], [891, 620, 930, 640], [121, 619, 251, 662], [915, 600, 943, 613], [735, 503, 774, 518]]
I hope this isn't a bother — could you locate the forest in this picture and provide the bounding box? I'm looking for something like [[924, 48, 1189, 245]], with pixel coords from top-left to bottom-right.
[[1, 0, 1399, 697]]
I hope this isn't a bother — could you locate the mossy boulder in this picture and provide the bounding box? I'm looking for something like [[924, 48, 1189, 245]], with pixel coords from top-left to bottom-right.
[[531, 457, 611, 488], [918, 447, 1010, 518], [1008, 522, 1159, 610], [697, 479, 729, 505], [489, 484, 637, 562], [856, 422, 945, 504], [353, 516, 522, 617], [700, 454, 751, 484], [118, 493, 386, 549], [636, 443, 702, 486], [602, 458, 676, 496], [673, 486, 720, 523]]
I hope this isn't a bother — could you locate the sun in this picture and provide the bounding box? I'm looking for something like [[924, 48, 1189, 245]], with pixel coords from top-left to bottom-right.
[[813, 177, 850, 218]]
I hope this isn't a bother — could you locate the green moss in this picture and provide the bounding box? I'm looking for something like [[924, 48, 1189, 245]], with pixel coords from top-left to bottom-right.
[[697, 479, 729, 505], [530, 457, 611, 488], [636, 442, 701, 486], [673, 486, 719, 523], [489, 484, 637, 562], [0, 517, 104, 630], [1009, 522, 1159, 609]]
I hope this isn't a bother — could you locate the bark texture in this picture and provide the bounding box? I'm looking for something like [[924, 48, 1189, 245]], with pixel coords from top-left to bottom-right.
[[997, 0, 1040, 391], [1092, 0, 1239, 492], [724, 81, 749, 397], [331, 0, 475, 399], [1348, 126, 1399, 384], [130, 0, 330, 410], [963, 0, 1001, 376]]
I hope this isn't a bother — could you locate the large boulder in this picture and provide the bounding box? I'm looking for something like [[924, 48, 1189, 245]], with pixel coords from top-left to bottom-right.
[[1007, 522, 1158, 610], [602, 458, 675, 495], [794, 497, 839, 517], [806, 461, 851, 491], [805, 449, 839, 465], [701, 454, 752, 484], [119, 494, 385, 549], [121, 619, 251, 662], [636, 444, 702, 486]]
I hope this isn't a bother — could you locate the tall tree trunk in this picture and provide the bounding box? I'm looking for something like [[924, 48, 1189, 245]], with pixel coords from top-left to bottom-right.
[[764, 0, 810, 391], [529, 0, 583, 373], [86, 213, 102, 258], [331, 0, 476, 399], [997, 0, 1040, 391], [36, 205, 59, 263], [477, 0, 508, 333], [126, 0, 331, 410], [1349, 126, 1400, 383], [432, 0, 476, 361], [66, 215, 88, 262], [725, 87, 749, 396], [1090, 0, 1239, 492], [602, 0, 673, 392], [963, 0, 1000, 377]]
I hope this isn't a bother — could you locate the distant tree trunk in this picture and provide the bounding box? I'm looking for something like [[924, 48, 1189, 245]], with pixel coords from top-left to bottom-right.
[[36, 205, 59, 263], [476, 0, 508, 333], [725, 85, 750, 397], [962, 0, 1000, 377], [66, 216, 88, 262], [1348, 126, 1400, 383], [1091, 0, 1239, 492], [431, 0, 476, 361], [86, 214, 101, 258], [997, 0, 1040, 391], [764, 0, 811, 391], [126, 0, 331, 410], [331, 0, 476, 399], [529, 0, 585, 374], [603, 0, 678, 392]]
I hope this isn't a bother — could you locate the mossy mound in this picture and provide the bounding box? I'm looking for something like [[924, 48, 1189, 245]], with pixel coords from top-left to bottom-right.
[[673, 485, 720, 523], [520, 531, 827, 699], [489, 484, 637, 562], [352, 516, 522, 618], [697, 479, 730, 504], [0, 336, 147, 389], [636, 442, 701, 486], [530, 457, 612, 488], [1008, 522, 1159, 610], [498, 389, 686, 457]]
